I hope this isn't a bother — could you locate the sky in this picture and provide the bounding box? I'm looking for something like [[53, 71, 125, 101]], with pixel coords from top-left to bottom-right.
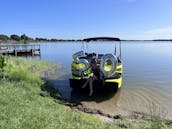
[[0, 0, 172, 40]]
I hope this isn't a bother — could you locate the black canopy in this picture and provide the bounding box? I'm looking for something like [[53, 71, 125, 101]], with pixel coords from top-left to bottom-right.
[[83, 37, 120, 42]]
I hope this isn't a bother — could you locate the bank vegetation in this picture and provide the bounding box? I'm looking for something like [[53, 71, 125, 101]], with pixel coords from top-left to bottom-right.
[[0, 56, 171, 129]]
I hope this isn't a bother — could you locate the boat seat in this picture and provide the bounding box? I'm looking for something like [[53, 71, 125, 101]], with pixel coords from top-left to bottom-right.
[[79, 56, 87, 59], [98, 54, 103, 59], [105, 73, 121, 79]]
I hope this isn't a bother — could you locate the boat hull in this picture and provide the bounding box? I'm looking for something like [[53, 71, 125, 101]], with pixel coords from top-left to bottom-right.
[[70, 78, 121, 92], [70, 59, 123, 92]]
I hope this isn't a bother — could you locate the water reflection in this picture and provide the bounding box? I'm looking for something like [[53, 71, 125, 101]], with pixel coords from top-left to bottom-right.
[[70, 86, 121, 104]]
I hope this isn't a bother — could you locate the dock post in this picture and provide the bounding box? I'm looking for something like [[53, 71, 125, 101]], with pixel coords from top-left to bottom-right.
[[39, 44, 41, 55], [14, 50, 17, 56], [31, 49, 34, 56]]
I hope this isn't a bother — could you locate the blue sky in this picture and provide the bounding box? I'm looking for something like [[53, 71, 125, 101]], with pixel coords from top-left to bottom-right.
[[0, 0, 172, 40]]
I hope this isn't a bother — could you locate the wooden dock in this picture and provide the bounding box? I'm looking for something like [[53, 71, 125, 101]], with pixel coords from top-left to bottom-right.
[[0, 44, 41, 56]]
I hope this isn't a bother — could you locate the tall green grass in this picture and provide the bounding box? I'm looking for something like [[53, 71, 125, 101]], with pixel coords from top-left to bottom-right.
[[0, 57, 171, 129], [0, 57, 109, 129]]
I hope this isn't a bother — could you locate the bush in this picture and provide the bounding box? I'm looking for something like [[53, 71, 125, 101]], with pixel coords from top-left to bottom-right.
[[0, 56, 6, 77], [10, 34, 21, 41], [0, 34, 9, 41], [0, 56, 5, 69]]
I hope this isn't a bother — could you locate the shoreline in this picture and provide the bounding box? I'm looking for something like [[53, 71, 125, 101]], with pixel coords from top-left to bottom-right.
[[45, 73, 172, 124], [1, 57, 172, 128], [1, 39, 172, 44], [43, 67, 172, 123], [55, 92, 172, 124]]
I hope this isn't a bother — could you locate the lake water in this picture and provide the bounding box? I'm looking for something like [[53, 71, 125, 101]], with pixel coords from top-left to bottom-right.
[[37, 41, 172, 119]]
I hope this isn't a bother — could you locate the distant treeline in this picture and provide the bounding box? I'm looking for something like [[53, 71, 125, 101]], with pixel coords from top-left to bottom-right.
[[1, 34, 172, 43], [0, 34, 82, 43], [152, 39, 172, 41]]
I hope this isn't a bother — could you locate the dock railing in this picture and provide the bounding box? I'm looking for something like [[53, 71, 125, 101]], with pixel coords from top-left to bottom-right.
[[0, 44, 40, 56]]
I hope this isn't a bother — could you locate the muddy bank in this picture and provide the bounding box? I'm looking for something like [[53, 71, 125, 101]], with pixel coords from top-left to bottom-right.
[[52, 92, 172, 125], [43, 67, 172, 124]]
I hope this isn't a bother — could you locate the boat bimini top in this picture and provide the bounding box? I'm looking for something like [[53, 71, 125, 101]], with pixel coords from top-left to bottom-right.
[[83, 37, 120, 42]]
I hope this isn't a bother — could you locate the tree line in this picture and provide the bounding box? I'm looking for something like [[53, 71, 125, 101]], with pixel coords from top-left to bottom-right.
[[0, 34, 82, 43], [0, 34, 33, 42]]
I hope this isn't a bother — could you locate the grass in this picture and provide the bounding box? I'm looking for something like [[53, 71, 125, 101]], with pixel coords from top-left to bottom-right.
[[0, 57, 172, 129]]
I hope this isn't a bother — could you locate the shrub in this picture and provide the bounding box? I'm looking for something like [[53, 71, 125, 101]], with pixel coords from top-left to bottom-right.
[[10, 34, 21, 41], [0, 34, 9, 41], [0, 56, 6, 77]]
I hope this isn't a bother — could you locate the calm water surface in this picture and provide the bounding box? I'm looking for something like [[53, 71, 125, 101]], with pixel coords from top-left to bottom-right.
[[38, 41, 172, 119]]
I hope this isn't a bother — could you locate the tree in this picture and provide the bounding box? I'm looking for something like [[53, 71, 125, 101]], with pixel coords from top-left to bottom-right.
[[21, 34, 33, 43], [35, 37, 48, 41], [0, 34, 9, 41], [10, 34, 20, 41], [21, 34, 29, 40]]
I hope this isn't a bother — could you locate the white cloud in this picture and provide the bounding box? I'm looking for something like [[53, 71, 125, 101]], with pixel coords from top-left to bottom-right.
[[120, 27, 172, 40], [144, 27, 172, 39], [145, 27, 172, 35]]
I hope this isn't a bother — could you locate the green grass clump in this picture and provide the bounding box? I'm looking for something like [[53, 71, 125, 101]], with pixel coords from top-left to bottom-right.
[[0, 57, 171, 129], [0, 57, 109, 129]]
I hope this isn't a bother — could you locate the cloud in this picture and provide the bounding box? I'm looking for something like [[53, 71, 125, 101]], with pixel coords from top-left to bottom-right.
[[144, 27, 172, 39], [145, 27, 172, 35], [121, 27, 172, 40]]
